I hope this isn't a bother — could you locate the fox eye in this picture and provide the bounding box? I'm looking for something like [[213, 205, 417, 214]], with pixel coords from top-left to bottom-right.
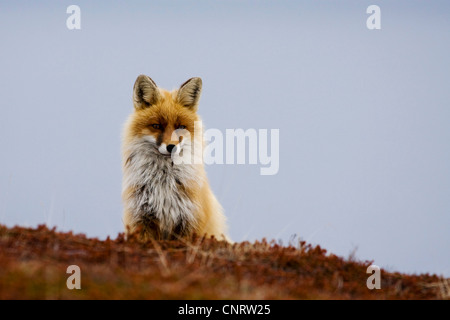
[[151, 124, 162, 130], [177, 125, 186, 130]]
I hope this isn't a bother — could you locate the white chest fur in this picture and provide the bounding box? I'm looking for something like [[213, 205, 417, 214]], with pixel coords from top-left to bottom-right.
[[122, 138, 200, 236]]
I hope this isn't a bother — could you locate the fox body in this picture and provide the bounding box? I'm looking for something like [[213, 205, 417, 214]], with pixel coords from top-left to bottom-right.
[[122, 75, 229, 241]]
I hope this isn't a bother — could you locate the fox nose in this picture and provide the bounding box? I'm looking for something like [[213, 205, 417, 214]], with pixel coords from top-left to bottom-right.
[[166, 144, 176, 153]]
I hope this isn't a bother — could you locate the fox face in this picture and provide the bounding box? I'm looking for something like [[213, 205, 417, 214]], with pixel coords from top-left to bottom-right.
[[125, 75, 202, 158]]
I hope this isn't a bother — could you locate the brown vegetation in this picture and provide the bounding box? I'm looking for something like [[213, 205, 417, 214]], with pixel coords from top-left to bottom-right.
[[0, 224, 445, 299]]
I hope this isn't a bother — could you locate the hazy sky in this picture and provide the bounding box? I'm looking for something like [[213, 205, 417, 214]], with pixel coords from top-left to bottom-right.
[[0, 1, 449, 277]]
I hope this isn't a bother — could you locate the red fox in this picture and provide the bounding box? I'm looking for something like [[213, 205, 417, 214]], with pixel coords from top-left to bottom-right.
[[122, 75, 229, 241]]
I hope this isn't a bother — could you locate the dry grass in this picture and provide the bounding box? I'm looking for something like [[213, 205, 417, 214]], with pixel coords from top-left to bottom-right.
[[0, 224, 444, 299]]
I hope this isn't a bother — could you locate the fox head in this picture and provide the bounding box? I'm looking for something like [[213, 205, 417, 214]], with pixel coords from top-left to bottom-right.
[[124, 75, 202, 158]]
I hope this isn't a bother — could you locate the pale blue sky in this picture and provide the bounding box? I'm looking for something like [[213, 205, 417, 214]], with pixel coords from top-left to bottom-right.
[[0, 1, 449, 277]]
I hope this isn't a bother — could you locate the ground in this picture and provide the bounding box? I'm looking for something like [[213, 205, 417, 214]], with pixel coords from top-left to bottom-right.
[[0, 224, 447, 299]]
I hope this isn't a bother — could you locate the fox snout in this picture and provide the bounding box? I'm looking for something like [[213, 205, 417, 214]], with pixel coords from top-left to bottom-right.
[[158, 142, 179, 156], [157, 128, 187, 156]]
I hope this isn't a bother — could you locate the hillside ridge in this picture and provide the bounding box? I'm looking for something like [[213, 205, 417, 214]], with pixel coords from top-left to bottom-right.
[[0, 224, 445, 299]]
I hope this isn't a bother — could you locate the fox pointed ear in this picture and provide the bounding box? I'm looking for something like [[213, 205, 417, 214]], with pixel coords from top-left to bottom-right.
[[133, 75, 160, 110], [177, 77, 202, 110]]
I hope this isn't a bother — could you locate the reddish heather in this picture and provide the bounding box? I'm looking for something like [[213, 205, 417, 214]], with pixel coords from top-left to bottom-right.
[[0, 224, 445, 299]]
